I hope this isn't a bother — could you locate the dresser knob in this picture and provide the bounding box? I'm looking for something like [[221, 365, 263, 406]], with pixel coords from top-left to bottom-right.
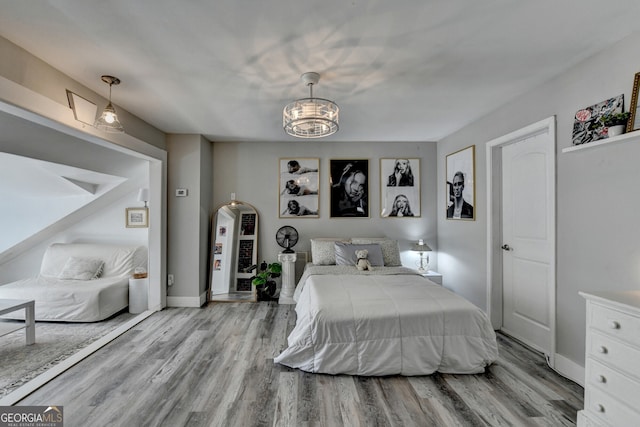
[[597, 375, 606, 383], [598, 346, 608, 354], [608, 320, 620, 329], [596, 404, 605, 413]]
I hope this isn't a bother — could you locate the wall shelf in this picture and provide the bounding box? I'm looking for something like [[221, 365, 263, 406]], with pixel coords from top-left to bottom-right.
[[562, 129, 640, 153]]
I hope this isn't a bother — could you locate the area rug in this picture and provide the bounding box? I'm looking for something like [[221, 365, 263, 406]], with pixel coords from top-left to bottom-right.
[[0, 311, 135, 398]]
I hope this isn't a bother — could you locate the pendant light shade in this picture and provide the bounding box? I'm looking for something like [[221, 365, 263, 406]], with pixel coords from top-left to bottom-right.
[[95, 75, 124, 133], [283, 72, 339, 138]]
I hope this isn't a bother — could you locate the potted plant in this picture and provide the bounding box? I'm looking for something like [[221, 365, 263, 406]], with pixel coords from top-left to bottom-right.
[[251, 261, 282, 301], [598, 111, 630, 136]]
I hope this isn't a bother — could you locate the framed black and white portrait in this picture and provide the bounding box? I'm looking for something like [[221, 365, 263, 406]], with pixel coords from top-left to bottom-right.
[[380, 158, 420, 218], [279, 158, 319, 218], [329, 159, 369, 218], [446, 145, 475, 221]]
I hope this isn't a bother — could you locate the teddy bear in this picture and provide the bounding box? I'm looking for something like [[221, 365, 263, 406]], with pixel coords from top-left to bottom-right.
[[355, 249, 372, 271]]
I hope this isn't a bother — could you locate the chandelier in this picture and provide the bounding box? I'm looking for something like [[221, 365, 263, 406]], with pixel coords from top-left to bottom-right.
[[283, 72, 339, 138]]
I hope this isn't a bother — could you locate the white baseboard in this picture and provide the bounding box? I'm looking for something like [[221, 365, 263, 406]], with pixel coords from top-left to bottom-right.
[[553, 353, 584, 387], [166, 292, 207, 308]]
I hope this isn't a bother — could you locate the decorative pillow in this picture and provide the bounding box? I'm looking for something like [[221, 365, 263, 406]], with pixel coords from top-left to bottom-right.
[[58, 257, 104, 280], [351, 238, 402, 266], [311, 238, 350, 265], [334, 242, 384, 266]]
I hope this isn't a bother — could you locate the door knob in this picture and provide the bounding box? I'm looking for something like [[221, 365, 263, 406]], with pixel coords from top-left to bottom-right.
[[501, 244, 512, 251]]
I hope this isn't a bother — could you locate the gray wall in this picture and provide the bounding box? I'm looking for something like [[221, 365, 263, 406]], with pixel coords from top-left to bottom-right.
[[211, 141, 438, 269], [0, 36, 166, 150], [437, 31, 640, 367], [167, 134, 213, 303]]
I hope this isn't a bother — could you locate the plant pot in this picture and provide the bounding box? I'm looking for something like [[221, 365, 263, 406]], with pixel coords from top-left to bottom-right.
[[255, 281, 277, 301], [608, 124, 625, 137]]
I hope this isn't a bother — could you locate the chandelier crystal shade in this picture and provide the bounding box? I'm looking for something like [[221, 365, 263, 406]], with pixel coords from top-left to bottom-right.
[[94, 75, 124, 133], [283, 72, 339, 138]]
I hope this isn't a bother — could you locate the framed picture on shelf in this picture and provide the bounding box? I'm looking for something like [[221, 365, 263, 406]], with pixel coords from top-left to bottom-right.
[[380, 158, 420, 217], [126, 207, 149, 228], [446, 145, 475, 221], [572, 94, 624, 146], [330, 159, 369, 218], [279, 158, 319, 218], [627, 72, 640, 133]]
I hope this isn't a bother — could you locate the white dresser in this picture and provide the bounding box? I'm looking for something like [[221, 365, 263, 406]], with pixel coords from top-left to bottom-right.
[[578, 290, 640, 426]]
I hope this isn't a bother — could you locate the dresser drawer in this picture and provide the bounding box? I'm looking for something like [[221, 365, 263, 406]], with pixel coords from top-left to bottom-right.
[[586, 358, 640, 410], [588, 331, 640, 379], [585, 386, 640, 427], [589, 303, 640, 347]]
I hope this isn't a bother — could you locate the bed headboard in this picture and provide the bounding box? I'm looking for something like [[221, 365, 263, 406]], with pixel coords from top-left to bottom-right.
[[39, 243, 148, 278], [310, 237, 401, 266]]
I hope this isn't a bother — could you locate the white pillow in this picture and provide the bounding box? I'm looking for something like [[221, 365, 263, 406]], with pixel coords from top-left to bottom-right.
[[311, 238, 350, 265], [351, 238, 402, 266], [334, 242, 385, 266], [58, 257, 104, 280]]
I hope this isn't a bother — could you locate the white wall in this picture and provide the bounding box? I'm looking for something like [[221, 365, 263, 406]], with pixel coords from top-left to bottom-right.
[[0, 188, 149, 283], [211, 141, 438, 268], [437, 31, 640, 368]]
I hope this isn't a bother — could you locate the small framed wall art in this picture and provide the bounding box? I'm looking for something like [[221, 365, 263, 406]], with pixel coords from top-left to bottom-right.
[[380, 158, 420, 217], [126, 207, 149, 228], [279, 158, 319, 217], [446, 145, 475, 221]]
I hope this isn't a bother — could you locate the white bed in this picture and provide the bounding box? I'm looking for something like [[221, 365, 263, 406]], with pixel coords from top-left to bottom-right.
[[274, 238, 498, 376], [0, 243, 147, 322]]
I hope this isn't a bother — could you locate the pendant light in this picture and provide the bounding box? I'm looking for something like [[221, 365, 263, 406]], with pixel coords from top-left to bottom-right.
[[94, 75, 124, 133], [283, 72, 339, 138]]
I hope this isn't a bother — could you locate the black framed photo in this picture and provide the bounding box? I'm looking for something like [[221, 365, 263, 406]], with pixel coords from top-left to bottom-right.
[[380, 158, 420, 217], [330, 159, 369, 217], [279, 158, 319, 217], [446, 145, 475, 221]]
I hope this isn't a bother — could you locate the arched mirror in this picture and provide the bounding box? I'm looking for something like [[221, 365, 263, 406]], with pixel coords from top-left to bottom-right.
[[209, 200, 259, 302]]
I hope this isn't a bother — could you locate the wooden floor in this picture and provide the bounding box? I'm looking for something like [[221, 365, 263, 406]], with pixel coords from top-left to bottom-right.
[[19, 302, 583, 427]]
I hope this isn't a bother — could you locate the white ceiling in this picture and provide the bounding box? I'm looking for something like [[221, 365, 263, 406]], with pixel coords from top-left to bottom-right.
[[2, 0, 640, 143]]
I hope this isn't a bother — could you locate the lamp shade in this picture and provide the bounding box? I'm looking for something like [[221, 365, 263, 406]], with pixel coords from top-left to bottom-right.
[[137, 188, 149, 203], [95, 102, 124, 133], [412, 239, 432, 252]]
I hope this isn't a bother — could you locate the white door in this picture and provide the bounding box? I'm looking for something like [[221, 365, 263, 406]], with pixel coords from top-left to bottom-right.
[[501, 131, 555, 355]]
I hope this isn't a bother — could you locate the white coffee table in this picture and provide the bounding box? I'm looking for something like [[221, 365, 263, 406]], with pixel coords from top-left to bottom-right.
[[0, 299, 35, 345]]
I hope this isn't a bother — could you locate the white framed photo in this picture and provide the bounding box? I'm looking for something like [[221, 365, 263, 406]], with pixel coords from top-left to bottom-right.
[[126, 207, 149, 228], [380, 158, 420, 218], [279, 158, 319, 218]]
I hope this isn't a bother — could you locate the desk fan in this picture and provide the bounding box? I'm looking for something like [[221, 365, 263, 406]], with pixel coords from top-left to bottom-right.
[[276, 226, 298, 253]]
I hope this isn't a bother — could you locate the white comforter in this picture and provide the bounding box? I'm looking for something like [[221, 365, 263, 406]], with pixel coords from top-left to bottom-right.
[[0, 275, 129, 322], [274, 266, 498, 376]]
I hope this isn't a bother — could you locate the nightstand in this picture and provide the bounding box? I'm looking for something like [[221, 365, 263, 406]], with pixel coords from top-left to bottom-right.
[[421, 270, 442, 285], [129, 277, 149, 313]]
